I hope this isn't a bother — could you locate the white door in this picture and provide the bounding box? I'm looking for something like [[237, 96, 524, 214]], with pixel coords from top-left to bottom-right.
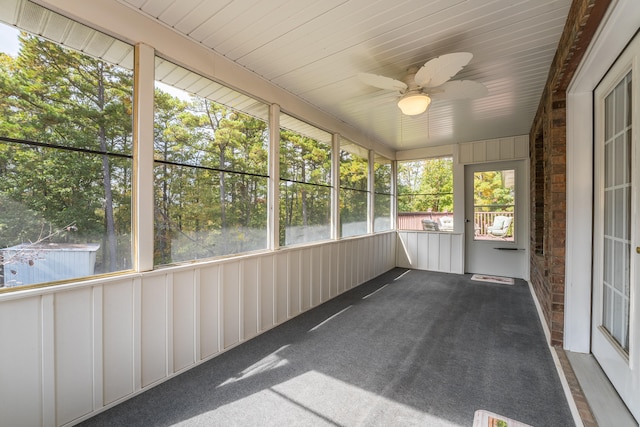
[[464, 161, 528, 279], [592, 33, 640, 422]]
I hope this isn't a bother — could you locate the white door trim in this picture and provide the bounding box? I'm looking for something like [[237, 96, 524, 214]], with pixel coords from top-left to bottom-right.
[[565, 0, 640, 354]]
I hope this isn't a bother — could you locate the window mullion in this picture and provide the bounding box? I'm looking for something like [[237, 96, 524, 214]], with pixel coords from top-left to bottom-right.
[[269, 104, 281, 251], [332, 133, 340, 240], [133, 42, 155, 272]]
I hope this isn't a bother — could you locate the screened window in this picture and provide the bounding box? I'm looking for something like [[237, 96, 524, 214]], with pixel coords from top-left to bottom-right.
[[374, 155, 393, 232], [397, 157, 453, 231], [153, 58, 269, 265], [279, 114, 332, 246], [0, 6, 134, 289], [340, 140, 368, 237]]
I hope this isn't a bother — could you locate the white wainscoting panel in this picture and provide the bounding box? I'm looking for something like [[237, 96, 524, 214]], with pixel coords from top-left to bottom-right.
[[103, 279, 135, 405], [222, 262, 241, 349], [172, 270, 196, 372], [0, 232, 396, 426], [288, 250, 300, 318], [275, 252, 288, 324], [396, 232, 464, 274], [311, 246, 322, 306], [200, 265, 221, 359], [0, 296, 43, 427], [300, 248, 312, 312], [242, 258, 259, 341], [259, 256, 274, 332], [141, 275, 168, 387], [458, 135, 529, 164], [55, 288, 94, 425]]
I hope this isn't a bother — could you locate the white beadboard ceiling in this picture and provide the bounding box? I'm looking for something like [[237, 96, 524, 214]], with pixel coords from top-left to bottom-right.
[[118, 0, 571, 152]]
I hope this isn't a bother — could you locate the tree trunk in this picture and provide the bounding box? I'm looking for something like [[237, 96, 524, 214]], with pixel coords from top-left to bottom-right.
[[97, 64, 118, 271]]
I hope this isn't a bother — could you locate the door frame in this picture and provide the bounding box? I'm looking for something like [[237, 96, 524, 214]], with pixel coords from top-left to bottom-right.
[[464, 160, 529, 280], [590, 30, 640, 421]]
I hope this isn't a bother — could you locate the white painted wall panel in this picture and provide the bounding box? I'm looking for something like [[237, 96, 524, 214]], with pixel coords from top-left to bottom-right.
[[0, 297, 42, 427], [0, 233, 397, 426], [451, 235, 463, 274], [141, 275, 168, 387], [55, 288, 93, 425], [344, 241, 353, 289], [459, 143, 473, 164], [288, 251, 300, 317], [416, 233, 429, 270], [242, 258, 259, 340], [103, 280, 135, 405], [473, 141, 486, 162], [486, 139, 500, 161], [311, 246, 322, 306], [428, 234, 440, 270], [276, 252, 288, 323], [300, 248, 312, 312], [332, 243, 341, 294], [439, 234, 452, 272], [459, 136, 530, 165], [514, 135, 529, 158], [222, 263, 241, 349], [396, 231, 411, 268], [322, 244, 332, 301], [259, 256, 274, 332], [500, 138, 515, 159], [338, 243, 347, 293], [173, 270, 195, 372], [397, 232, 464, 274], [200, 265, 220, 358]]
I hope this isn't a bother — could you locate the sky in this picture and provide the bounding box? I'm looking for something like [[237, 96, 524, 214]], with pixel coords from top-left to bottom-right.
[[0, 23, 20, 56], [0, 21, 193, 101]]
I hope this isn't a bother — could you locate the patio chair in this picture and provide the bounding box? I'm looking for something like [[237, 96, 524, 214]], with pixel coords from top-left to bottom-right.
[[421, 219, 440, 231], [487, 216, 512, 237], [439, 216, 453, 231]]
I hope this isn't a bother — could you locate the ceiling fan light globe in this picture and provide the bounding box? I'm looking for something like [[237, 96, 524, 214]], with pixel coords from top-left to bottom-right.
[[397, 93, 431, 115]]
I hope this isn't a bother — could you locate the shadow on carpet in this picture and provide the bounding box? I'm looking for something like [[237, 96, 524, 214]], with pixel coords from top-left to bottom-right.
[[79, 269, 574, 427]]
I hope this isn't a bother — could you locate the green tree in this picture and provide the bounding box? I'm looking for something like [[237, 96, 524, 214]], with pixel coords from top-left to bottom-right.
[[397, 158, 453, 213], [153, 88, 269, 264], [473, 170, 514, 211], [0, 34, 133, 275]]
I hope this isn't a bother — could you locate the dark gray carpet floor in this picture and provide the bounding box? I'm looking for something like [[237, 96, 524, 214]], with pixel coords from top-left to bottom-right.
[[79, 269, 575, 427]]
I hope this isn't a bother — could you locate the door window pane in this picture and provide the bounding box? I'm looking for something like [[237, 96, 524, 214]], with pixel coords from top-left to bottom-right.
[[473, 170, 515, 241], [601, 72, 632, 352]]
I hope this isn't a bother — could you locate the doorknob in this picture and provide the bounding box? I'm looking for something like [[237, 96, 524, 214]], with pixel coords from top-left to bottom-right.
[[637, 247, 640, 254]]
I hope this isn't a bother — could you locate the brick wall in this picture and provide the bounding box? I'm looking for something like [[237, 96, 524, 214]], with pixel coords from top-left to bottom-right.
[[528, 0, 610, 346]]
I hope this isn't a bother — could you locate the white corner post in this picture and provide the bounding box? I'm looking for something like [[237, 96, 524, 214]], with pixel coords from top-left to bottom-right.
[[331, 133, 341, 240], [133, 43, 155, 272], [368, 150, 375, 234], [268, 104, 281, 251]]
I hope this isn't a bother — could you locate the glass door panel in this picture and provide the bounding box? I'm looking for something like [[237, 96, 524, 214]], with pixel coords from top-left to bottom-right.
[[601, 72, 632, 352], [472, 169, 515, 242]]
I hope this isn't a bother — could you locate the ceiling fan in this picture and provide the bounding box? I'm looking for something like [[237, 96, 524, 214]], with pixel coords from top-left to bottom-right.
[[358, 52, 487, 116]]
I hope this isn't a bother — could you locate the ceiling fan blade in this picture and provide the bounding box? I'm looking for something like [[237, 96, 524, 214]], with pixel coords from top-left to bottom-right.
[[429, 80, 488, 100], [358, 72, 408, 92], [414, 52, 473, 88]]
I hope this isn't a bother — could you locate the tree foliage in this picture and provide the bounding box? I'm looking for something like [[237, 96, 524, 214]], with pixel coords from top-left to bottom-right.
[[279, 129, 332, 245], [0, 34, 133, 284], [397, 158, 453, 213], [153, 91, 269, 264], [473, 170, 515, 211]]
